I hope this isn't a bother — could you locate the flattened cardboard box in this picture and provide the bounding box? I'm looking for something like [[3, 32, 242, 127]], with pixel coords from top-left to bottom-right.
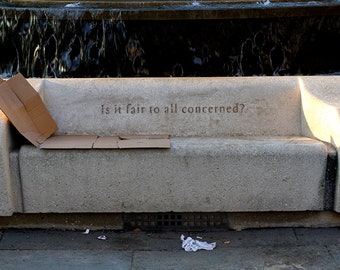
[[0, 73, 170, 149]]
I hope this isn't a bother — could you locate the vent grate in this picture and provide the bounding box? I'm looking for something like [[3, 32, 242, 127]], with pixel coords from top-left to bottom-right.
[[123, 212, 229, 231]]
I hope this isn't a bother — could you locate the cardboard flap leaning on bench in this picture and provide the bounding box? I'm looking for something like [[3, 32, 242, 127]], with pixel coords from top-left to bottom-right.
[[0, 74, 57, 146], [0, 73, 170, 149]]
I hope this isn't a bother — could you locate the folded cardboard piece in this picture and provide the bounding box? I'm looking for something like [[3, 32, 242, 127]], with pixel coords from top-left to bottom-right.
[[0, 73, 170, 149]]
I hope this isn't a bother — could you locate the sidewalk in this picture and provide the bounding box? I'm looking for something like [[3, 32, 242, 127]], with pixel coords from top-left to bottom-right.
[[0, 228, 339, 269]]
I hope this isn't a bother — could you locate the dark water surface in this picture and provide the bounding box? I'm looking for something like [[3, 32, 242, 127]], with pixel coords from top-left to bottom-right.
[[1, 2, 340, 78]]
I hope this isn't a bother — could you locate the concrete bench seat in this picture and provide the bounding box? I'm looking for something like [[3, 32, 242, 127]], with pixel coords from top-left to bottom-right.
[[1, 76, 340, 216], [18, 137, 328, 213]]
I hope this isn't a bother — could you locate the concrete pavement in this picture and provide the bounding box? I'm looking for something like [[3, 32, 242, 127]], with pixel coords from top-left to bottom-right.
[[0, 227, 340, 269]]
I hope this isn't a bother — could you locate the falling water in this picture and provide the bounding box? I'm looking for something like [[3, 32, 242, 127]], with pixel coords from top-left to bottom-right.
[[0, 8, 131, 78], [1, 3, 340, 78]]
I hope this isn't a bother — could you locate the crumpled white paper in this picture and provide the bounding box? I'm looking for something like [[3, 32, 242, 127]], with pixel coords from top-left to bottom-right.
[[97, 235, 107, 240], [82, 228, 90, 234], [180, 235, 216, 252]]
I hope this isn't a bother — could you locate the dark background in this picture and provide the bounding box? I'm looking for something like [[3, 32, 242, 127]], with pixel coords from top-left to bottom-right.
[[1, 7, 340, 78]]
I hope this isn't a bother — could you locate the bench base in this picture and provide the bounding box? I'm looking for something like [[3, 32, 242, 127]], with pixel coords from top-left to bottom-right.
[[1, 211, 340, 231]]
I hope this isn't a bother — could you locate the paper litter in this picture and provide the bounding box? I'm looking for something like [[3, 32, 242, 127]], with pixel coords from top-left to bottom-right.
[[97, 235, 107, 240], [180, 235, 216, 252], [82, 228, 90, 234]]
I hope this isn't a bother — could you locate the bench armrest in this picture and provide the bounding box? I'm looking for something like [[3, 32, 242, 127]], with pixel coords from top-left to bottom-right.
[[300, 77, 340, 146], [0, 110, 21, 215], [300, 77, 340, 212]]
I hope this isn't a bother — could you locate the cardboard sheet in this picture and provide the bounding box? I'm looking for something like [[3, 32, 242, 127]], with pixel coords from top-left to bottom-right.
[[118, 136, 171, 149], [0, 78, 48, 146], [118, 139, 170, 149], [40, 135, 170, 149], [40, 135, 99, 149], [6, 73, 58, 143], [0, 74, 170, 149], [119, 135, 170, 140], [93, 136, 119, 149]]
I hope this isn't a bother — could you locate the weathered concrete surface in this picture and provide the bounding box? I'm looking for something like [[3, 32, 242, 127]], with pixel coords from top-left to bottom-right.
[[0, 250, 133, 270], [299, 76, 340, 212], [0, 111, 18, 216], [0, 228, 339, 270], [227, 211, 340, 231], [133, 247, 336, 270], [37, 77, 301, 137], [0, 213, 123, 230], [9, 151, 23, 212], [2, 211, 340, 230], [19, 137, 328, 213]]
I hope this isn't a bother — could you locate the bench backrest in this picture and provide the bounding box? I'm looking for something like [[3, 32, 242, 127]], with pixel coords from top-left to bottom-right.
[[33, 77, 301, 137]]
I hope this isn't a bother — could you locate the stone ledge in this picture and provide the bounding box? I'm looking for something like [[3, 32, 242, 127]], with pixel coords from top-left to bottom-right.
[[1, 211, 340, 231], [2, 1, 340, 20]]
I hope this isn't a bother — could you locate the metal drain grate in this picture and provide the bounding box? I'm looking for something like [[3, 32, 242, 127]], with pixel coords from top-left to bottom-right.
[[123, 212, 229, 231]]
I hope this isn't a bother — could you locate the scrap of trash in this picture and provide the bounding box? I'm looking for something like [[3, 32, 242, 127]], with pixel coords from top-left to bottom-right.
[[180, 235, 216, 252], [81, 229, 107, 241], [82, 228, 90, 234], [97, 235, 107, 241]]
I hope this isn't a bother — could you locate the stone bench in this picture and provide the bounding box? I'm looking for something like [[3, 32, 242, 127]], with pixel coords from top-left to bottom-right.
[[0, 76, 340, 216]]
